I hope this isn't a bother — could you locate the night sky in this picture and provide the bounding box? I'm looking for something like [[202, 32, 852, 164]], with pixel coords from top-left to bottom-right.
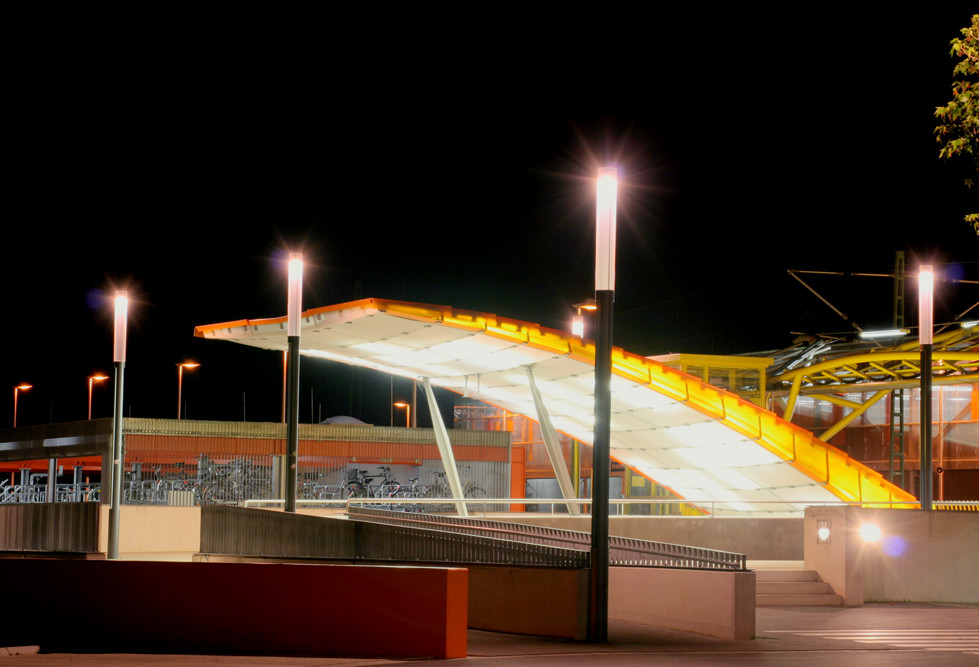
[[5, 9, 977, 429]]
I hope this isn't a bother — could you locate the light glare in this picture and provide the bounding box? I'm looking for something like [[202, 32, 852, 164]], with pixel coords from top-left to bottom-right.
[[859, 523, 882, 543]]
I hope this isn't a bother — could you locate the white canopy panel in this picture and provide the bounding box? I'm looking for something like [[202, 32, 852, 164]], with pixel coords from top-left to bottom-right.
[[196, 299, 915, 515]]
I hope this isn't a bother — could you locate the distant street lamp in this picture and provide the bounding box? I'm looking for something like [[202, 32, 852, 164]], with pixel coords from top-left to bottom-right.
[[13, 383, 31, 427], [88, 375, 109, 419], [176, 362, 200, 419], [394, 401, 411, 427], [572, 299, 598, 338]]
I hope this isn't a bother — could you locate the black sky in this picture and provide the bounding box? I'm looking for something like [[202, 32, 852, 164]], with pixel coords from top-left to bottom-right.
[[5, 8, 977, 428]]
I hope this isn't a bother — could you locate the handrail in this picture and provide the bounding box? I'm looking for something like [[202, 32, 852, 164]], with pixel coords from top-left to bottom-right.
[[347, 506, 749, 571], [241, 496, 926, 512]]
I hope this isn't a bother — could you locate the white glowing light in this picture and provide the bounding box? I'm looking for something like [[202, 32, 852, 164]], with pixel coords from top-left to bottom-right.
[[596, 167, 618, 291], [287, 253, 303, 337], [919, 266, 933, 345], [113, 291, 128, 363], [859, 523, 882, 543], [858, 329, 908, 339]]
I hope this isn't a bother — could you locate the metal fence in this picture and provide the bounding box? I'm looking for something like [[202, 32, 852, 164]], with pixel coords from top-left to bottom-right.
[[0, 502, 100, 553], [347, 506, 747, 571]]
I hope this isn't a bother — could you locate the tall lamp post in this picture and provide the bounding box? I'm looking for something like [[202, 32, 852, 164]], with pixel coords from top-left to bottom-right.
[[918, 266, 934, 511], [108, 291, 128, 559], [176, 362, 200, 419], [590, 166, 617, 642], [13, 383, 31, 427], [88, 375, 109, 419], [284, 253, 303, 513]]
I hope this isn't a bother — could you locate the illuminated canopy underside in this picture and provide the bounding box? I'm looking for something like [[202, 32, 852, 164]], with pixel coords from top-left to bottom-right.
[[195, 299, 915, 516]]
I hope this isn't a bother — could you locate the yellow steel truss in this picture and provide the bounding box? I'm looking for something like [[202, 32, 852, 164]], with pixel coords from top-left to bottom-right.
[[769, 326, 979, 435]]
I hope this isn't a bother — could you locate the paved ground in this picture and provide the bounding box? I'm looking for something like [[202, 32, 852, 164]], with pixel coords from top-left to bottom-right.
[[3, 603, 978, 666]]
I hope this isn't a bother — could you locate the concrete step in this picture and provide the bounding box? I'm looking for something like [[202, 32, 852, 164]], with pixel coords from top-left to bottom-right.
[[755, 570, 842, 607], [755, 569, 820, 582], [756, 592, 844, 606], [757, 581, 833, 595]]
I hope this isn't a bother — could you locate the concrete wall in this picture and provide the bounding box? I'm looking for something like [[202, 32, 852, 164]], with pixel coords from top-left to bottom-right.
[[805, 506, 979, 605], [499, 515, 803, 560], [467, 565, 589, 639], [610, 567, 756, 640], [99, 505, 201, 555], [0, 559, 467, 659]]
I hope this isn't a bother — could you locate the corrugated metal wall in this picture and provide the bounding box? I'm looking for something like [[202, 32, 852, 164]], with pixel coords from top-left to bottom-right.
[[121, 419, 510, 505]]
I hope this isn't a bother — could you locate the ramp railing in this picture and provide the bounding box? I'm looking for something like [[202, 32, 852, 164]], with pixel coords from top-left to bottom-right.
[[347, 506, 747, 571]]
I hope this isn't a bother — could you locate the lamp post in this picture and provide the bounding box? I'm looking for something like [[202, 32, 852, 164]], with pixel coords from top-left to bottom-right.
[[590, 166, 617, 642], [176, 362, 200, 419], [108, 291, 128, 559], [394, 401, 411, 427], [13, 383, 31, 427], [284, 253, 303, 513], [88, 375, 109, 420], [918, 266, 934, 511]]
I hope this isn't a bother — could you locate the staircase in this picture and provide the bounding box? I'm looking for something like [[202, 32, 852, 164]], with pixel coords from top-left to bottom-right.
[[755, 570, 842, 606]]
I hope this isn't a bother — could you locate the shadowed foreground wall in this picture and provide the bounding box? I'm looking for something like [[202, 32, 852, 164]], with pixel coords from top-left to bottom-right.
[[0, 560, 467, 659]]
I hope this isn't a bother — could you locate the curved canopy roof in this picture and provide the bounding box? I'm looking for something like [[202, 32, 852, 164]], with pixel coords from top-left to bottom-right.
[[196, 298, 915, 515]]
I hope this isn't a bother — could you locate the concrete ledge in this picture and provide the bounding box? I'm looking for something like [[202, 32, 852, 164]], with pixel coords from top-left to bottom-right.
[[609, 567, 756, 640], [0, 559, 467, 659]]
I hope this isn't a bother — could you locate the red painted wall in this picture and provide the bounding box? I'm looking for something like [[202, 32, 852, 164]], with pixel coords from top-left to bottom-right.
[[0, 560, 467, 659]]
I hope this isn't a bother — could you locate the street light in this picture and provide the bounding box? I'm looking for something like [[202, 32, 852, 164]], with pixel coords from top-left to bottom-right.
[[285, 252, 303, 513], [918, 265, 934, 511], [176, 362, 200, 419], [88, 375, 109, 419], [590, 166, 617, 642], [13, 383, 31, 427], [394, 401, 411, 427], [108, 290, 129, 560]]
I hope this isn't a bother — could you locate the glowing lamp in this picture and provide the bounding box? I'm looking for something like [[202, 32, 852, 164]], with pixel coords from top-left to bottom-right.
[[858, 329, 908, 339], [287, 253, 303, 337], [919, 266, 933, 345], [859, 523, 882, 543], [595, 168, 618, 292], [113, 291, 128, 363], [816, 519, 831, 544], [394, 401, 411, 427]]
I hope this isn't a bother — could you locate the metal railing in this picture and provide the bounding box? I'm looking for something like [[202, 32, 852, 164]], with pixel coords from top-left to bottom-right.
[[347, 506, 748, 571], [933, 501, 979, 511], [242, 496, 926, 515], [199, 505, 589, 568]]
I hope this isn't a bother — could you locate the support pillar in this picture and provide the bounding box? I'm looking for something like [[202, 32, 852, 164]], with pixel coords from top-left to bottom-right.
[[422, 378, 467, 516]]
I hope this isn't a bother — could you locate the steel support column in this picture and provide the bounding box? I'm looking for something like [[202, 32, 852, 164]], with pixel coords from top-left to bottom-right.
[[284, 337, 300, 512], [525, 366, 579, 515], [422, 378, 468, 516], [589, 288, 613, 642]]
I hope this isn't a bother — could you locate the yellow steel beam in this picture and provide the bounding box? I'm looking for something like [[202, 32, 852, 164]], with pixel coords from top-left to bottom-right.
[[818, 390, 890, 442]]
